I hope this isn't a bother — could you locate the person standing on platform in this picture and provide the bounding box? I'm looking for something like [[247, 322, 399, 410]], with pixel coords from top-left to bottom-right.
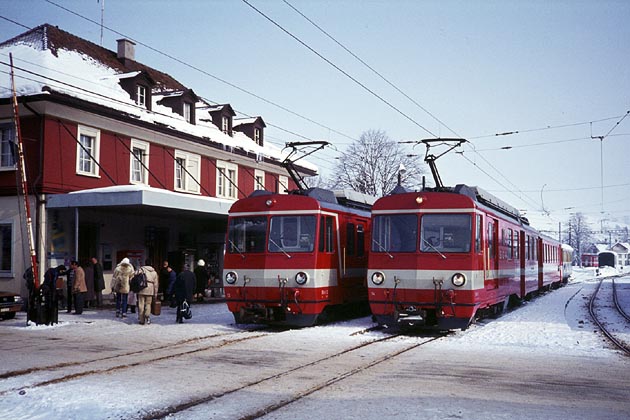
[[137, 259, 158, 325], [194, 259, 209, 302], [70, 261, 87, 314], [92, 257, 105, 307], [175, 264, 195, 324], [111, 257, 133, 318]]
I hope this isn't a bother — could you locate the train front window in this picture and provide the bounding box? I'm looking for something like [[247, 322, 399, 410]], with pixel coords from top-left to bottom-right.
[[421, 214, 472, 253], [371, 214, 417, 253], [227, 216, 267, 253], [268, 215, 317, 253]]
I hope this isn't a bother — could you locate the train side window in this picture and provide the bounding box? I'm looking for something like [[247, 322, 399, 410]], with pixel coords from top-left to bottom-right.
[[475, 214, 482, 253], [487, 221, 495, 259], [357, 224, 365, 256], [318, 216, 335, 253], [514, 231, 519, 260], [346, 223, 355, 256], [507, 228, 514, 259]]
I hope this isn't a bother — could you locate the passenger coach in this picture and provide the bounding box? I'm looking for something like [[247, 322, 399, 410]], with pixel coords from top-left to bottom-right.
[[368, 184, 564, 330], [224, 188, 374, 326]]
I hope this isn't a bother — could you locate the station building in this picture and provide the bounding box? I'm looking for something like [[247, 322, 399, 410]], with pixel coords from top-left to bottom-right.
[[0, 24, 314, 296]]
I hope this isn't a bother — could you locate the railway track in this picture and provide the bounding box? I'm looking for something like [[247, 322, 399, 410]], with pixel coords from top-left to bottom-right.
[[588, 276, 630, 356], [0, 328, 269, 396], [142, 332, 446, 420]]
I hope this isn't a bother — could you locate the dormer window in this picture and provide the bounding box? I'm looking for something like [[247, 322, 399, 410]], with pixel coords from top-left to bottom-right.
[[118, 71, 155, 111], [233, 116, 265, 146], [137, 85, 147, 107], [207, 104, 235, 137], [155, 89, 198, 125]]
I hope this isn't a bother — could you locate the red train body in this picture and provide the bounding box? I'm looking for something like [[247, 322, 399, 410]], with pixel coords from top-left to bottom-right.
[[368, 184, 565, 330], [224, 189, 373, 326]]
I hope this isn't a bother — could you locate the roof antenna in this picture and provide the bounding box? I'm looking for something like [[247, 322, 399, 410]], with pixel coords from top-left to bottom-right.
[[98, 0, 105, 46]]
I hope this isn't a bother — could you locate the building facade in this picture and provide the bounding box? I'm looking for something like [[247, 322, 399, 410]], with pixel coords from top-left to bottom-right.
[[0, 25, 313, 296]]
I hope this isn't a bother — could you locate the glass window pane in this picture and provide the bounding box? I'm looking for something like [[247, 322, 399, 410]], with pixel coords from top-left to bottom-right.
[[372, 214, 417, 253], [269, 216, 316, 253], [421, 214, 471, 253], [228, 216, 267, 253]]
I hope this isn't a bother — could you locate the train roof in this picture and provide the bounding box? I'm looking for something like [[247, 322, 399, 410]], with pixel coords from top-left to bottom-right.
[[402, 184, 528, 225], [239, 188, 374, 215]]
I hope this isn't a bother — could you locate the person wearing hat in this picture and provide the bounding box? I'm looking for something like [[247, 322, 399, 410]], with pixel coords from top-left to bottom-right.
[[194, 259, 209, 302], [111, 257, 134, 318]]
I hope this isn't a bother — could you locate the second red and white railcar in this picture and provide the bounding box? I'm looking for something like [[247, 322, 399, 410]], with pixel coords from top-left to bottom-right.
[[224, 188, 373, 327], [368, 184, 563, 330]]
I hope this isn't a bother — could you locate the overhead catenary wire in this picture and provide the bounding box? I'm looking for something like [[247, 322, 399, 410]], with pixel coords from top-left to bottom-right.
[[39, 2, 358, 143], [281, 0, 460, 138], [241, 0, 437, 138]]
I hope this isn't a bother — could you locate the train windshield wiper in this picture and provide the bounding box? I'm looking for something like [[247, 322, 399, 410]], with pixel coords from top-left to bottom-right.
[[372, 239, 394, 259], [421, 237, 447, 259], [268, 237, 292, 259], [228, 239, 246, 259]]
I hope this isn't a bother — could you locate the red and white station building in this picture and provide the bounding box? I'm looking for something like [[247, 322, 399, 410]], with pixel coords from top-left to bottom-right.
[[0, 24, 314, 296]]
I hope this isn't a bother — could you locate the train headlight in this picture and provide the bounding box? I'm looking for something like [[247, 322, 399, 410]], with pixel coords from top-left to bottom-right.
[[451, 272, 466, 287], [371, 271, 385, 285], [295, 272, 308, 285], [225, 271, 238, 284]]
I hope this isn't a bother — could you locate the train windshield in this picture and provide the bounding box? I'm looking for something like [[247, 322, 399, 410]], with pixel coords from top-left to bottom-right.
[[227, 216, 267, 253], [371, 214, 418, 253], [420, 214, 472, 253], [268, 215, 317, 253]]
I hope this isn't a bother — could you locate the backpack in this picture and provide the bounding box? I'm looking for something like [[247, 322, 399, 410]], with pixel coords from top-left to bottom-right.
[[130, 268, 148, 293]]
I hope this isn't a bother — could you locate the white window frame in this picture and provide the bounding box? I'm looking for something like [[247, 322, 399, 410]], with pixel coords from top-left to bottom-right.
[[174, 150, 201, 194], [278, 175, 289, 195], [0, 220, 13, 276], [0, 121, 16, 170], [254, 127, 261, 145], [254, 169, 265, 190], [130, 139, 150, 185], [183, 102, 192, 123], [136, 85, 147, 107], [222, 116, 229, 134], [216, 160, 238, 199], [76, 125, 100, 177]]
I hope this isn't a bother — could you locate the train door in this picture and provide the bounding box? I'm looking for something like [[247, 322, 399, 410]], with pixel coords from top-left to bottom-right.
[[318, 214, 338, 275], [485, 218, 499, 289]]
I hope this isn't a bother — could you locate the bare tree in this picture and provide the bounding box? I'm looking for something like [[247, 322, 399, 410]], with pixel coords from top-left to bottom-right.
[[332, 130, 426, 197], [564, 212, 594, 264]]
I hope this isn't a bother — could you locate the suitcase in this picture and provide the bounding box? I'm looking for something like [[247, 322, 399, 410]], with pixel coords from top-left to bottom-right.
[[151, 299, 161, 316]]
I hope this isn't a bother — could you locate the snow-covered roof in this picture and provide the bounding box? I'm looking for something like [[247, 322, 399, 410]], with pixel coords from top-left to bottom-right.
[[0, 24, 317, 174]]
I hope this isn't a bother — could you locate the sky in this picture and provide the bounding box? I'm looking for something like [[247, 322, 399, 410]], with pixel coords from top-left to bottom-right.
[[1, 0, 629, 236]]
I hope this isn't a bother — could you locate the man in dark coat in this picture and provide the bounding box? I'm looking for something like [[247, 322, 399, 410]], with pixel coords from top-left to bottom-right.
[[174, 264, 195, 323], [91, 257, 105, 307], [194, 259, 208, 302]]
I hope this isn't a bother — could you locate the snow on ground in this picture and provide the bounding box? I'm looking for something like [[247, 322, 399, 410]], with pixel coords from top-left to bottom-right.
[[0, 268, 628, 420]]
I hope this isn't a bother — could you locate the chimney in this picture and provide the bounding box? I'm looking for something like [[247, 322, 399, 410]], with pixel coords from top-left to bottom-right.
[[116, 38, 136, 63]]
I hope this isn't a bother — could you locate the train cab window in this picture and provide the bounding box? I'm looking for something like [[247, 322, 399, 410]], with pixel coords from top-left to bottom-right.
[[372, 214, 417, 253], [357, 224, 365, 256], [420, 214, 471, 253], [318, 216, 335, 253], [346, 223, 355, 256], [269, 215, 316, 253], [227, 216, 267, 253]]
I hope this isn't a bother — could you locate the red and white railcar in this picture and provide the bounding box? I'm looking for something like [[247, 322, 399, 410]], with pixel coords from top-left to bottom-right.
[[224, 188, 373, 326], [368, 184, 563, 330]]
